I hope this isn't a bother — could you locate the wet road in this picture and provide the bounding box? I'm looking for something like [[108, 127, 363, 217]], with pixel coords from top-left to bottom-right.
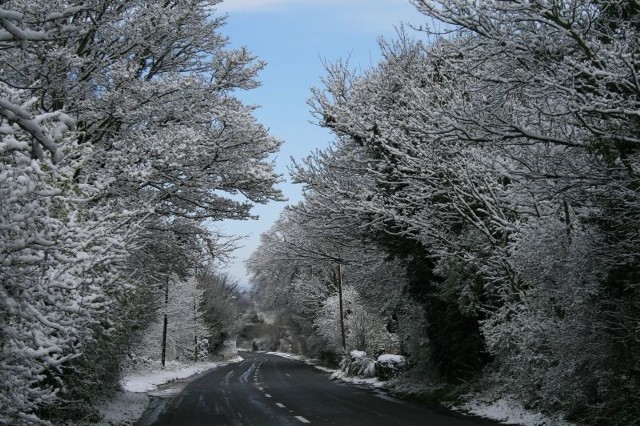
[[142, 351, 499, 426]]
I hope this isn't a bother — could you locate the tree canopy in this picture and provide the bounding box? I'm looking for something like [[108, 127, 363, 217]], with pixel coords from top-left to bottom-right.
[[249, 1, 640, 423], [0, 1, 282, 423]]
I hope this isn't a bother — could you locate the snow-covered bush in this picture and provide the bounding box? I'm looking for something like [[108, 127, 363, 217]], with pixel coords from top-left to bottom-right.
[[337, 352, 406, 381], [339, 350, 377, 378], [376, 354, 406, 381]]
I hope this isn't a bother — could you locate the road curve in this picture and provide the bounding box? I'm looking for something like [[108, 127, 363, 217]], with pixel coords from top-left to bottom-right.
[[143, 351, 498, 426]]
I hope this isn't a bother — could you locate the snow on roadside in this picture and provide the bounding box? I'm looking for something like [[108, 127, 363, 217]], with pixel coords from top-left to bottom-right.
[[312, 365, 337, 374], [266, 351, 332, 372], [265, 351, 308, 362], [121, 358, 241, 393], [94, 391, 150, 426], [95, 356, 243, 425], [266, 351, 386, 388], [452, 396, 575, 426], [267, 351, 573, 425], [329, 369, 386, 388]]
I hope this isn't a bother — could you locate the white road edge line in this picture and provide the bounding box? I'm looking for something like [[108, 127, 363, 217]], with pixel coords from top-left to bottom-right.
[[295, 416, 311, 424], [276, 403, 286, 408]]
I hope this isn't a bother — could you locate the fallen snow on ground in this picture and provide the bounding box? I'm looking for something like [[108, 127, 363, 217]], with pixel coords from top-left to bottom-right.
[[122, 357, 243, 393], [267, 351, 386, 388], [453, 396, 575, 426], [313, 365, 336, 373], [268, 351, 573, 425], [95, 357, 243, 425], [266, 351, 308, 362], [330, 369, 386, 388], [94, 391, 150, 426], [266, 351, 332, 372]]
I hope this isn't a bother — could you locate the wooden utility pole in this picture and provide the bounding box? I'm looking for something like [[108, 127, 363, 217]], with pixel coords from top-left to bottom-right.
[[337, 264, 346, 351], [194, 292, 198, 361], [161, 275, 169, 367]]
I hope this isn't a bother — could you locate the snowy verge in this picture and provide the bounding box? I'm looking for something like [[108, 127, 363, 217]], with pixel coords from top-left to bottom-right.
[[94, 357, 243, 425], [121, 357, 242, 393], [266, 351, 386, 388], [265, 351, 308, 362], [93, 391, 150, 426], [329, 369, 386, 388], [388, 379, 575, 426], [265, 351, 334, 372], [452, 396, 575, 426], [266, 351, 573, 426]]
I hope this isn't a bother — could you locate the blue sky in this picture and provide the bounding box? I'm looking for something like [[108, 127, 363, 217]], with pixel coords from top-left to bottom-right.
[[213, 0, 429, 287]]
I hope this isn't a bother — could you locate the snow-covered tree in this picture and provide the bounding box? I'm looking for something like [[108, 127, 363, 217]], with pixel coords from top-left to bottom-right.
[[314, 287, 396, 356], [1, 1, 282, 422], [248, 199, 411, 363], [132, 275, 209, 363], [291, 1, 640, 421], [198, 271, 243, 354], [0, 81, 127, 423]]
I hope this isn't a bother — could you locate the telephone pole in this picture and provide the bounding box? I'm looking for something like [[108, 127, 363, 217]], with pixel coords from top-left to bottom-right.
[[161, 275, 169, 367], [337, 264, 346, 351]]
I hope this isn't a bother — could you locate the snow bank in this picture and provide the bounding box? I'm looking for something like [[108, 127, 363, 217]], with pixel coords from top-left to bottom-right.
[[94, 391, 149, 426], [122, 357, 242, 393], [377, 354, 405, 365], [266, 350, 387, 389], [95, 357, 244, 425], [453, 396, 575, 426], [331, 370, 386, 388], [266, 351, 307, 362]]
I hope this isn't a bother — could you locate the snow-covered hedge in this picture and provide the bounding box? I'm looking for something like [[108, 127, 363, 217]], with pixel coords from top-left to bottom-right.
[[339, 351, 406, 381], [376, 354, 406, 381], [340, 350, 377, 378]]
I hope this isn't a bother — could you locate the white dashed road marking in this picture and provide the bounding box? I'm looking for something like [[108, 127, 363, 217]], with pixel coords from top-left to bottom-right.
[[295, 416, 311, 424], [264, 393, 272, 398], [276, 403, 286, 408]]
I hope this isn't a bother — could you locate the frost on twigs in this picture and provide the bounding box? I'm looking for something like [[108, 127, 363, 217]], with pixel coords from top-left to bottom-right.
[[252, 1, 640, 423], [0, 116, 124, 423], [0, 83, 71, 163], [337, 351, 406, 381], [339, 350, 377, 378], [1, 0, 282, 423]]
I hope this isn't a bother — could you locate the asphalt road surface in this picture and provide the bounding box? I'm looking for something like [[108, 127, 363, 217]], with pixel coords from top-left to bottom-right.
[[141, 351, 499, 426]]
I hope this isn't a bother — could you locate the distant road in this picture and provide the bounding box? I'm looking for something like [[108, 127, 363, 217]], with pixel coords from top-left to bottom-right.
[[142, 351, 499, 426]]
